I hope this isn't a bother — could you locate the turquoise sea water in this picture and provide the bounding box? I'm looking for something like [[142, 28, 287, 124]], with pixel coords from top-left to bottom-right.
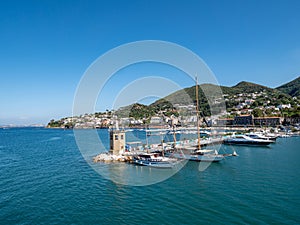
[[0, 128, 299, 224]]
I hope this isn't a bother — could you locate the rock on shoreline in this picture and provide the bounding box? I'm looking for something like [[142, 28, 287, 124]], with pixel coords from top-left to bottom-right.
[[93, 153, 131, 162]]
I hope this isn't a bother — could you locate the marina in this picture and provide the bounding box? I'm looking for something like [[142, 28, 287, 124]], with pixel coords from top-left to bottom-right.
[[93, 125, 298, 166], [2, 1, 300, 224]]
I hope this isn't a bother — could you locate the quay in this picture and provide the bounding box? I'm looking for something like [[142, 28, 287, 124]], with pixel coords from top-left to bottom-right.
[[93, 127, 225, 163], [93, 124, 300, 163]]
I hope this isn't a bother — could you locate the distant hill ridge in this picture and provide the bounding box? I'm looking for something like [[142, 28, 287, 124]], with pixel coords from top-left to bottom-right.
[[48, 76, 300, 126], [153, 79, 288, 107], [161, 77, 299, 101], [120, 76, 299, 117], [276, 76, 300, 97], [232, 81, 272, 92]]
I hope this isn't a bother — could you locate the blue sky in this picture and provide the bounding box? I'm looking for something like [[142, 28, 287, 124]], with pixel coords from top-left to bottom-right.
[[0, 0, 300, 125]]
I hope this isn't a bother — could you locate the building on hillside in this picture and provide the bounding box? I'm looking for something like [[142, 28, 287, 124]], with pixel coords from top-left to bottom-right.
[[283, 116, 300, 125], [150, 116, 162, 124], [236, 103, 246, 109], [245, 99, 255, 105], [277, 104, 291, 109], [240, 109, 253, 114], [215, 118, 234, 126], [254, 117, 282, 126], [130, 119, 143, 126], [234, 115, 254, 126]]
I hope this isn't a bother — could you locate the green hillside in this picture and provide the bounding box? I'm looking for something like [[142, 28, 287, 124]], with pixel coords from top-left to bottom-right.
[[116, 103, 155, 120], [276, 76, 300, 97], [229, 81, 272, 94], [115, 80, 296, 120], [48, 78, 300, 127], [151, 81, 287, 115]]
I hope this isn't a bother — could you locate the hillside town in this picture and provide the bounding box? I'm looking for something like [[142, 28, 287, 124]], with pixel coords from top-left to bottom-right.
[[47, 88, 300, 130]]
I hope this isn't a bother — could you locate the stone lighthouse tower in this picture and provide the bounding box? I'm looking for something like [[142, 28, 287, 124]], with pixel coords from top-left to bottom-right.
[[109, 121, 126, 155]]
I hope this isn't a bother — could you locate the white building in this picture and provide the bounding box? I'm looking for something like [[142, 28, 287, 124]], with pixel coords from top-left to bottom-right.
[[277, 104, 291, 109], [150, 116, 162, 124]]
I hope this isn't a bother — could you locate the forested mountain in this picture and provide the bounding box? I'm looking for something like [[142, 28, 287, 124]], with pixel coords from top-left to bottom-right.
[[276, 76, 300, 97], [116, 79, 297, 118]]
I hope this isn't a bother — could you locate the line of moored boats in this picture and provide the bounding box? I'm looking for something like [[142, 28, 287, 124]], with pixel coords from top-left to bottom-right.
[[125, 130, 299, 168], [94, 129, 299, 169]]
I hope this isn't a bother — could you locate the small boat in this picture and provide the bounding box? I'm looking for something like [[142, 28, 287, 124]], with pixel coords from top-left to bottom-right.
[[191, 149, 225, 162], [170, 148, 224, 162], [224, 135, 275, 146], [132, 153, 178, 168]]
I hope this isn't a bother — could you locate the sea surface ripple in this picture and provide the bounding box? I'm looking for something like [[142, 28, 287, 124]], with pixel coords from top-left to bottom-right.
[[0, 128, 299, 224]]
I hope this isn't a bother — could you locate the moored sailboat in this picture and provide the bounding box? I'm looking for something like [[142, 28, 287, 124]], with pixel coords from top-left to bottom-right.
[[132, 152, 179, 168], [170, 76, 226, 162]]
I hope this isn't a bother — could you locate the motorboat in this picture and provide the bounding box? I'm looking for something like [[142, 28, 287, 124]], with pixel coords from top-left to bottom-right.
[[245, 132, 277, 141], [224, 135, 274, 146]]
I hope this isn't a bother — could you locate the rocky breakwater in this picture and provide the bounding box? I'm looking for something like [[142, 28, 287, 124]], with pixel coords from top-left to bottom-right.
[[93, 153, 132, 163]]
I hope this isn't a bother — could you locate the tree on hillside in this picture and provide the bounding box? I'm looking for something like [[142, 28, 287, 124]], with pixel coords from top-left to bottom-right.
[[253, 108, 264, 117]]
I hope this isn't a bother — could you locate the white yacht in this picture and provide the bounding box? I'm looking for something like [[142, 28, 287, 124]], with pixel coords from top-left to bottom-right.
[[224, 135, 275, 146]]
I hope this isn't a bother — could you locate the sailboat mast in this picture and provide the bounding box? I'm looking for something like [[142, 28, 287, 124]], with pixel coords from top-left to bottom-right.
[[173, 124, 177, 147], [145, 125, 149, 150], [195, 76, 201, 150], [160, 110, 165, 156]]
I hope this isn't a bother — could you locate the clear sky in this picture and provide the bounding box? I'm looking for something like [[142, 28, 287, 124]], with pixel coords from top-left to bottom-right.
[[0, 0, 300, 125]]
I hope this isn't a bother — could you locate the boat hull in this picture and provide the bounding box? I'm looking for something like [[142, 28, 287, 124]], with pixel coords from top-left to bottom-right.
[[170, 153, 224, 162], [223, 140, 273, 146], [223, 135, 274, 146], [132, 159, 176, 168]]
